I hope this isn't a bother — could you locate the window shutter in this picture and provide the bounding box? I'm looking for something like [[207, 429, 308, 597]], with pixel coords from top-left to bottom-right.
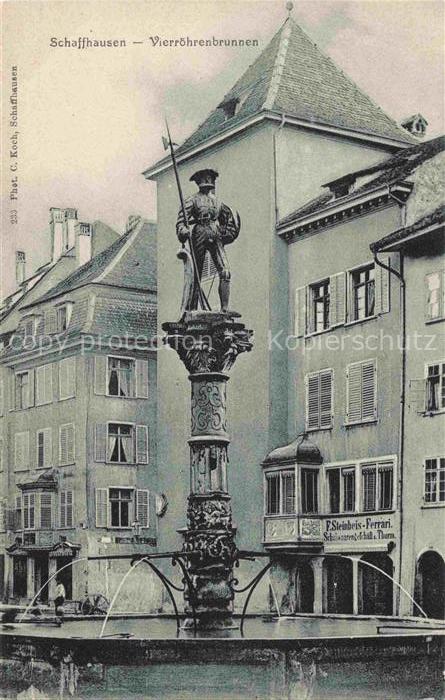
[[408, 378, 426, 414], [375, 258, 390, 314], [306, 375, 320, 430], [95, 488, 108, 527], [45, 364, 53, 404], [66, 491, 73, 527], [320, 370, 333, 428], [40, 493, 52, 529], [329, 272, 346, 327], [306, 287, 315, 335], [15, 495, 22, 529], [136, 489, 149, 528], [95, 424, 107, 462], [44, 309, 57, 334], [14, 432, 29, 470], [362, 361, 376, 420], [0, 500, 5, 532], [59, 357, 75, 400], [27, 369, 35, 407], [136, 425, 149, 464], [0, 380, 3, 417], [60, 423, 75, 465], [10, 374, 15, 411], [60, 491, 66, 528], [294, 287, 306, 337], [347, 364, 362, 423], [36, 366, 44, 405], [94, 356, 107, 395], [43, 428, 52, 467], [136, 360, 149, 399]]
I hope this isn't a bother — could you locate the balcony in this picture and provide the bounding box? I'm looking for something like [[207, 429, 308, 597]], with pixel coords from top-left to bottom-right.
[[264, 515, 323, 550]]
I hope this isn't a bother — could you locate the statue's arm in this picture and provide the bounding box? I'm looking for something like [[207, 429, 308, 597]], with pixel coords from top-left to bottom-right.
[[219, 203, 241, 244], [176, 199, 193, 243]]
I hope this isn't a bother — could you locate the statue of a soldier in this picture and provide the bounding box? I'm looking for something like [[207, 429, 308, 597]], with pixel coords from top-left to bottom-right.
[[176, 169, 240, 315]]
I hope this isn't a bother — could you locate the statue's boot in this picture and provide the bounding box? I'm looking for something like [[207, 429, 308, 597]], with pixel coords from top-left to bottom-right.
[[219, 278, 230, 313]]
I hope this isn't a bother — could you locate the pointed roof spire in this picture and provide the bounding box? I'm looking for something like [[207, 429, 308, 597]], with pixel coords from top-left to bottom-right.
[[286, 1, 294, 17]]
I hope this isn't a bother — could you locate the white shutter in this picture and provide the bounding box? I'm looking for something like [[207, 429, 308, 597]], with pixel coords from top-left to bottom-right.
[[60, 491, 73, 528], [15, 495, 22, 529], [329, 272, 346, 327], [136, 425, 149, 464], [10, 373, 16, 411], [294, 287, 306, 337], [36, 365, 52, 405], [59, 358, 75, 400], [95, 488, 108, 528], [14, 432, 29, 470], [94, 356, 107, 395], [375, 257, 390, 314], [0, 380, 3, 416], [408, 378, 426, 414], [136, 360, 149, 399], [362, 361, 376, 420], [347, 363, 362, 423], [59, 423, 75, 465], [43, 428, 52, 467], [27, 369, 35, 407], [95, 424, 107, 462], [60, 491, 66, 528], [306, 374, 320, 430], [320, 370, 333, 428], [45, 364, 53, 404], [40, 493, 52, 529], [136, 489, 149, 528]]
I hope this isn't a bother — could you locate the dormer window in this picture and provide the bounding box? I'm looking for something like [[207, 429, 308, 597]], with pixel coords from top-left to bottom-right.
[[221, 98, 239, 120], [401, 113, 428, 138], [55, 303, 73, 332]]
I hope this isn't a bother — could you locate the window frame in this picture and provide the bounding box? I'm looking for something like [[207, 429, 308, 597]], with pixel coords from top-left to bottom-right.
[[59, 422, 75, 466], [55, 302, 73, 332], [423, 456, 445, 506], [309, 278, 330, 334], [347, 261, 376, 324], [107, 421, 135, 464], [360, 461, 394, 513], [425, 270, 445, 322], [14, 431, 30, 471], [106, 355, 136, 399], [325, 465, 356, 514], [300, 467, 319, 515], [15, 371, 30, 411], [264, 468, 296, 517], [425, 361, 445, 414], [108, 486, 135, 529]]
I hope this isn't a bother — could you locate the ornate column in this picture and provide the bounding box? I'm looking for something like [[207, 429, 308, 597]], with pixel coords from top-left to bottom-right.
[[163, 311, 253, 629]]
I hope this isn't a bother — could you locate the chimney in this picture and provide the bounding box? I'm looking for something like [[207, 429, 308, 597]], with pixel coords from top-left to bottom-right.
[[75, 222, 93, 267], [15, 251, 26, 286], [50, 208, 65, 261], [64, 208, 78, 250]]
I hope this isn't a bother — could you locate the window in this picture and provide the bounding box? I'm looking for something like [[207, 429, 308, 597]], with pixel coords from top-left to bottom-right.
[[15, 495, 22, 530], [265, 471, 295, 516], [107, 357, 135, 398], [426, 271, 445, 321], [351, 264, 375, 321], [306, 369, 333, 430], [95, 423, 148, 463], [60, 491, 74, 528], [23, 493, 36, 530], [301, 469, 318, 514], [59, 357, 76, 400], [346, 360, 376, 424], [37, 428, 52, 468], [40, 493, 52, 529], [310, 280, 330, 333], [362, 462, 393, 511], [108, 423, 134, 463], [56, 303, 72, 332], [15, 371, 34, 410], [14, 432, 29, 470], [36, 364, 53, 406], [426, 363, 445, 412], [24, 318, 36, 338], [109, 488, 133, 527], [59, 423, 75, 465], [424, 458, 445, 504]]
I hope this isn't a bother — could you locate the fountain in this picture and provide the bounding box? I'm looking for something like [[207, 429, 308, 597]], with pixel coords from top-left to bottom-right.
[[1, 166, 444, 699]]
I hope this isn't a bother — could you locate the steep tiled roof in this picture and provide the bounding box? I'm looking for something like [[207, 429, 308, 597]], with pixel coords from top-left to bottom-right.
[[26, 219, 157, 307], [147, 16, 413, 174], [371, 204, 445, 252], [278, 135, 445, 228]]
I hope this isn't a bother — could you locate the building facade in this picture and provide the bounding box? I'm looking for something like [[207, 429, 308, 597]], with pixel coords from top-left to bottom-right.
[[143, 13, 438, 613], [0, 213, 160, 612]]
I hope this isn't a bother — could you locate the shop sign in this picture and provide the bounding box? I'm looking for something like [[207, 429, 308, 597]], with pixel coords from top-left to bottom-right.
[[322, 513, 395, 544]]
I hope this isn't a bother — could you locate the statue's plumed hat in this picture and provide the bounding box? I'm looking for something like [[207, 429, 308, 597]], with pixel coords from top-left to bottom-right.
[[190, 168, 219, 185]]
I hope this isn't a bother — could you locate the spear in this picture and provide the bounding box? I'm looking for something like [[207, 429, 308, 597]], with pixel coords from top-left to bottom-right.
[[163, 120, 210, 311]]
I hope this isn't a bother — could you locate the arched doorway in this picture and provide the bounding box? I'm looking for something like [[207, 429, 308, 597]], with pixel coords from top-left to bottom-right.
[[323, 557, 353, 613], [415, 551, 445, 619], [295, 561, 314, 613], [359, 553, 393, 615]]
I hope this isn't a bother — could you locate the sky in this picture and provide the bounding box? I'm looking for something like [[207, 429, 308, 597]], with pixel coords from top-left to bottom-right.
[[1, 0, 444, 299]]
